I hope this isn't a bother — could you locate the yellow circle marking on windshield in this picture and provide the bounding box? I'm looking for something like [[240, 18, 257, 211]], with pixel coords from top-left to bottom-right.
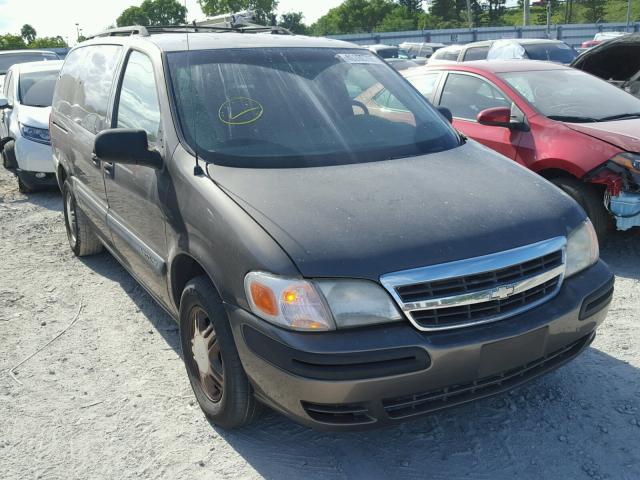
[[219, 97, 264, 125]]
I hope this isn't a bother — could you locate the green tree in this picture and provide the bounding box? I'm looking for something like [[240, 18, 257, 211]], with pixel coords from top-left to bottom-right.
[[117, 6, 150, 26], [580, 0, 606, 22], [198, 0, 279, 24], [376, 5, 417, 31], [117, 0, 187, 27], [0, 34, 26, 50], [430, 0, 458, 21], [398, 0, 423, 12], [21, 24, 37, 44], [312, 0, 395, 35], [30, 36, 68, 48], [278, 12, 309, 34]]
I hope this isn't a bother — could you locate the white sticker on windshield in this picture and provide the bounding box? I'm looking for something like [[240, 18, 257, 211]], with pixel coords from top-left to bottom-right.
[[336, 53, 383, 64]]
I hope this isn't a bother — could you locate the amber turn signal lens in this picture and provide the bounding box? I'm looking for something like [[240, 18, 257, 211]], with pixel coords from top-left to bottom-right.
[[250, 282, 278, 316]]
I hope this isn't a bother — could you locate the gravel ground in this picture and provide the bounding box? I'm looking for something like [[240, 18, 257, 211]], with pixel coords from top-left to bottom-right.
[[1, 165, 639, 480]]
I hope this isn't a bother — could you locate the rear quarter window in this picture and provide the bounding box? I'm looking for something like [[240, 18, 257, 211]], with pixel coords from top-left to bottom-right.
[[53, 45, 122, 134], [463, 46, 489, 61]]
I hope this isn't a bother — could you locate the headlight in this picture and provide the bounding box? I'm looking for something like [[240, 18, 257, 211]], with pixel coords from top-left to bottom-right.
[[245, 272, 335, 331], [565, 219, 599, 278], [611, 152, 640, 174], [20, 124, 50, 145], [244, 272, 403, 331], [315, 279, 403, 328]]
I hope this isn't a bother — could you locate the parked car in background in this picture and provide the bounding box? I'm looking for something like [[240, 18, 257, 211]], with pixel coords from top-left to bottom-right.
[[366, 44, 426, 66], [403, 60, 640, 238], [572, 33, 640, 99], [50, 27, 612, 431], [0, 50, 59, 90], [0, 60, 63, 192], [581, 31, 628, 50], [399, 41, 446, 58], [429, 39, 578, 65]]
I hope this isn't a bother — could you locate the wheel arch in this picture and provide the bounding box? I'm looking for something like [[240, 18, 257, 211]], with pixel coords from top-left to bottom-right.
[[169, 252, 222, 311]]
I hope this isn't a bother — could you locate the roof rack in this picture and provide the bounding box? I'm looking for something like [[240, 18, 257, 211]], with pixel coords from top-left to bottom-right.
[[87, 15, 291, 40]]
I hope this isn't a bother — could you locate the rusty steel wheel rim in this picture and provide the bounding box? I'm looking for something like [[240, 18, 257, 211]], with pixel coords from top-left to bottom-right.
[[190, 306, 224, 403]]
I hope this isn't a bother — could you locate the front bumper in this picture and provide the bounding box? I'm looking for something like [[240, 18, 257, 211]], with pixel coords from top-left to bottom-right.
[[228, 260, 614, 431], [14, 136, 55, 173]]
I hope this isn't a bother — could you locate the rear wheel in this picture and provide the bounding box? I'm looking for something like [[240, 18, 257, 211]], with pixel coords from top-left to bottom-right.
[[62, 180, 104, 256], [550, 176, 611, 242], [180, 276, 261, 430]]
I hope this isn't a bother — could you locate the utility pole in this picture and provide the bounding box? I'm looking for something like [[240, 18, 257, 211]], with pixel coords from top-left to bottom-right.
[[626, 0, 632, 32], [75, 23, 80, 42], [523, 0, 530, 26], [547, 0, 552, 37], [466, 0, 473, 28]]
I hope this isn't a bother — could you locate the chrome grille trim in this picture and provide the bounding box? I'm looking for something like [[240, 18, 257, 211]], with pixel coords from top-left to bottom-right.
[[380, 237, 567, 332]]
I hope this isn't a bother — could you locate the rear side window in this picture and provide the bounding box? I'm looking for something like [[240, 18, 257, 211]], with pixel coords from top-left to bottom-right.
[[523, 43, 577, 63], [463, 46, 489, 61], [115, 51, 161, 144], [53, 45, 122, 134]]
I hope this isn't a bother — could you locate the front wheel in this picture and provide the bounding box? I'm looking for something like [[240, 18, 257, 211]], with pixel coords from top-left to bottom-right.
[[179, 276, 261, 430], [550, 176, 611, 243]]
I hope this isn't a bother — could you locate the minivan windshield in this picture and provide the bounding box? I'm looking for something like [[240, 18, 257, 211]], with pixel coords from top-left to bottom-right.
[[0, 52, 58, 75], [19, 70, 59, 107], [167, 48, 460, 168], [500, 68, 640, 122]]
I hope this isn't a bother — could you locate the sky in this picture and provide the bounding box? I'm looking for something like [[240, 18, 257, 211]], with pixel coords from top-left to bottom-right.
[[0, 0, 344, 45]]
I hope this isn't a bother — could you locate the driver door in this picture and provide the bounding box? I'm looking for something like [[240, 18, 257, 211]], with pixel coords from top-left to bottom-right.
[[103, 49, 168, 298], [437, 72, 522, 159]]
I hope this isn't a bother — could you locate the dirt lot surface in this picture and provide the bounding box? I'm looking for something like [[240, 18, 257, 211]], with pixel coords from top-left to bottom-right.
[[1, 165, 639, 480]]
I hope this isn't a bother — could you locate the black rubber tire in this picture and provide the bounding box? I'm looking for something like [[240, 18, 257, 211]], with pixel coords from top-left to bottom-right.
[[179, 275, 261, 430], [550, 176, 611, 242], [17, 173, 34, 194], [2, 140, 17, 170], [62, 180, 104, 257]]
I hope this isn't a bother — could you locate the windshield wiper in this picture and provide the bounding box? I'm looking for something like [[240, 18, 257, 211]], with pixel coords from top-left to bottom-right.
[[597, 113, 640, 122], [547, 115, 598, 123]]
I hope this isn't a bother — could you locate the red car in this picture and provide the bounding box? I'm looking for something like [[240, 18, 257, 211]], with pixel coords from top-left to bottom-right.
[[401, 60, 640, 239]]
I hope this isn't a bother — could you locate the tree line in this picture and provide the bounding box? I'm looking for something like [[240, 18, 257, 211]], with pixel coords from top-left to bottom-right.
[[0, 24, 67, 50]]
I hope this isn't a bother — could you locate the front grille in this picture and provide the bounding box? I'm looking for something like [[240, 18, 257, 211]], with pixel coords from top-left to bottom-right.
[[380, 237, 567, 332], [396, 250, 563, 303], [382, 332, 593, 419], [411, 277, 560, 329]]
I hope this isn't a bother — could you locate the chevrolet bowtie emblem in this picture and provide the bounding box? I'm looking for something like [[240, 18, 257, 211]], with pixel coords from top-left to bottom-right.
[[490, 284, 516, 300]]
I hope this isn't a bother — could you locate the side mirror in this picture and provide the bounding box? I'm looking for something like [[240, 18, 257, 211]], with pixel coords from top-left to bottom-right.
[[477, 107, 512, 128], [437, 106, 453, 123], [94, 129, 162, 169], [0, 97, 11, 110]]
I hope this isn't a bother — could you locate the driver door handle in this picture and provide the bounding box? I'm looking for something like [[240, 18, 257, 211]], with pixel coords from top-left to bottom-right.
[[103, 161, 114, 177]]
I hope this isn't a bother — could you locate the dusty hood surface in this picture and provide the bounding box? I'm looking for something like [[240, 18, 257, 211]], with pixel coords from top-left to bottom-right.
[[213, 141, 584, 280], [18, 104, 51, 129], [566, 119, 640, 152]]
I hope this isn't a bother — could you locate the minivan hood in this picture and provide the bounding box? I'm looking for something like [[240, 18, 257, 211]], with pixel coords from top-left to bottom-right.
[[18, 104, 51, 129], [214, 142, 584, 280], [565, 119, 640, 153]]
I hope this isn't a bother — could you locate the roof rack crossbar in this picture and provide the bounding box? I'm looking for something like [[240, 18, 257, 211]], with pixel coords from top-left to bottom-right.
[[87, 25, 149, 39]]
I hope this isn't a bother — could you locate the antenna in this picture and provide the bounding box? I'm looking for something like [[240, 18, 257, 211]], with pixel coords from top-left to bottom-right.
[[184, 30, 203, 176]]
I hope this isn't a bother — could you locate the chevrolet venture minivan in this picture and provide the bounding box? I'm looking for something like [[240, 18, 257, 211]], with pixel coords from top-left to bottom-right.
[[50, 24, 614, 431]]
